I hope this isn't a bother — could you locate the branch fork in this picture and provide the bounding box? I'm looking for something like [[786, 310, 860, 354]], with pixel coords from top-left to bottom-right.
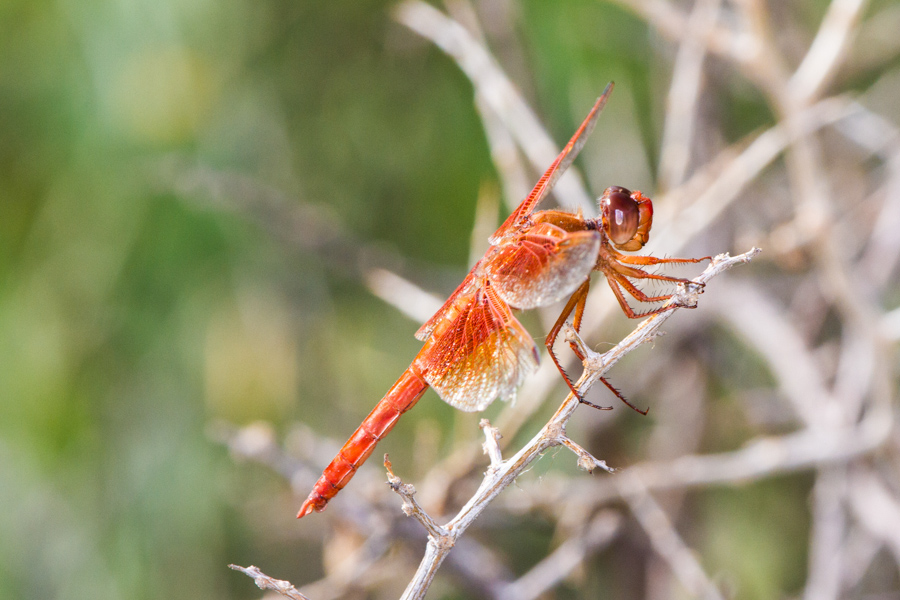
[[384, 454, 448, 539]]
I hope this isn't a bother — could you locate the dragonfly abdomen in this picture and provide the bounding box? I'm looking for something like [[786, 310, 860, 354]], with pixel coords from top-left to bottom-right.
[[297, 367, 429, 518]]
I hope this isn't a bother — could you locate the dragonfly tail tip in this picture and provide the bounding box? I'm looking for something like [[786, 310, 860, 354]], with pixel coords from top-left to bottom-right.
[[296, 501, 315, 519]]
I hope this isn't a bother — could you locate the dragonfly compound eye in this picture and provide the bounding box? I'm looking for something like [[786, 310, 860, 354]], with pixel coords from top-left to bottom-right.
[[604, 187, 640, 246]]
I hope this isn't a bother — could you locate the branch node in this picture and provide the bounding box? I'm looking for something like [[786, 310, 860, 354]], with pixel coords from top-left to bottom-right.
[[430, 532, 457, 552]]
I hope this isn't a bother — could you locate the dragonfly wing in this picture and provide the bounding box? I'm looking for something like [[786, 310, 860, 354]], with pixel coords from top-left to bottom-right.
[[486, 228, 600, 310], [415, 269, 480, 342], [490, 82, 614, 244], [414, 285, 539, 412]]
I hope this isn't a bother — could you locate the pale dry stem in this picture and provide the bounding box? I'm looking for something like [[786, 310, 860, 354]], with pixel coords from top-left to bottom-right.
[[228, 565, 311, 600], [617, 472, 725, 600], [393, 0, 594, 213], [385, 455, 448, 539], [495, 512, 622, 600]]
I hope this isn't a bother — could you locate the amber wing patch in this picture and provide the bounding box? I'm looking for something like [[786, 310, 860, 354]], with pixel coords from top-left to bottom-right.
[[415, 286, 539, 412]]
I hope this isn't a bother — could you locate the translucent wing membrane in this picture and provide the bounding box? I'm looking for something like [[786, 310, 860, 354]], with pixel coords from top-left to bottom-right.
[[490, 82, 614, 244], [487, 227, 600, 310], [415, 286, 539, 412]]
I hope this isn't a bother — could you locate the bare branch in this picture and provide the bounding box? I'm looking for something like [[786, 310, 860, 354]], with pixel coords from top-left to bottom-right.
[[709, 281, 834, 424], [578, 250, 758, 389], [649, 96, 859, 256], [848, 467, 900, 565], [559, 435, 614, 474], [365, 268, 444, 325], [517, 403, 891, 511], [803, 466, 848, 600], [789, 0, 869, 105], [384, 455, 448, 539], [474, 92, 532, 213], [618, 472, 725, 600], [609, 0, 753, 66], [496, 512, 622, 600], [228, 565, 311, 600], [657, 0, 721, 191]]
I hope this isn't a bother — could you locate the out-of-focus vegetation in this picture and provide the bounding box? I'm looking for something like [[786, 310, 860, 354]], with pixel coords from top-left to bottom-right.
[[2, 0, 899, 599]]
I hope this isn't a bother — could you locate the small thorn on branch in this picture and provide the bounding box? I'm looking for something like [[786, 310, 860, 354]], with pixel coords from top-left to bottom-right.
[[560, 437, 615, 473], [480, 419, 503, 468], [384, 454, 448, 538], [228, 564, 310, 600]]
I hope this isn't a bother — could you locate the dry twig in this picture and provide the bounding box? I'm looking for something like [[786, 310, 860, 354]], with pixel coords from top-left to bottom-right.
[[228, 565, 311, 600]]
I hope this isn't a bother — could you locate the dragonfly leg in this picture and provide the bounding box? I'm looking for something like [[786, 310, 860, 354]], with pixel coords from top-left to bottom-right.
[[546, 277, 659, 414], [606, 265, 701, 319], [605, 248, 708, 292], [568, 278, 590, 359], [609, 260, 703, 287], [612, 271, 676, 304], [606, 273, 679, 319], [600, 376, 649, 415], [612, 252, 711, 266], [546, 281, 611, 410]]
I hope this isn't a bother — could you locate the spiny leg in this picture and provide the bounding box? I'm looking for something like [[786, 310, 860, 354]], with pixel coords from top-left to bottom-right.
[[609, 260, 701, 287], [607, 251, 708, 301], [593, 252, 708, 414], [545, 279, 654, 414], [567, 279, 590, 360], [613, 271, 676, 304], [546, 281, 612, 411], [606, 273, 681, 319], [612, 253, 711, 266], [600, 377, 649, 415], [582, 276, 658, 412], [546, 280, 589, 357], [602, 253, 706, 318]]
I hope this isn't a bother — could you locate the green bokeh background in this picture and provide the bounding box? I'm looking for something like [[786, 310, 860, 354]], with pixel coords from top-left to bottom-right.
[[2, 1, 894, 599]]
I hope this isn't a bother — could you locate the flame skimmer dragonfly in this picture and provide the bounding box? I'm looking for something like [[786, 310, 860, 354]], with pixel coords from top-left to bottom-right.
[[298, 82, 708, 518]]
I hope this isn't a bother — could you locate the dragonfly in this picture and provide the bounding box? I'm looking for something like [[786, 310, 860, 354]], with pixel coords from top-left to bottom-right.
[[298, 82, 708, 518]]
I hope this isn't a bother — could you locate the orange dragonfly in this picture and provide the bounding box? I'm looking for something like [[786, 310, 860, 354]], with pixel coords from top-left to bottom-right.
[[298, 82, 708, 518]]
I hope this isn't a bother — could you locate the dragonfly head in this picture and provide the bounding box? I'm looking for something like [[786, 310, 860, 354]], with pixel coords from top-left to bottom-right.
[[599, 186, 653, 252]]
